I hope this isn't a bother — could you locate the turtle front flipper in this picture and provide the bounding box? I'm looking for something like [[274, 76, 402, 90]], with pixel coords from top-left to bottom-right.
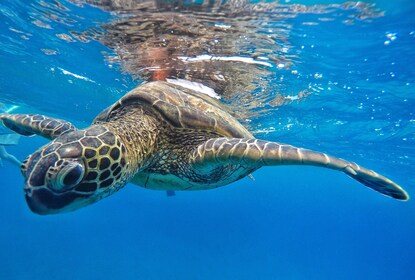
[[191, 138, 409, 201], [0, 113, 76, 140]]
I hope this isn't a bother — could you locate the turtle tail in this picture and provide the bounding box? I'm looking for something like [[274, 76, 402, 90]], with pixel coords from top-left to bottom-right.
[[192, 138, 409, 201]]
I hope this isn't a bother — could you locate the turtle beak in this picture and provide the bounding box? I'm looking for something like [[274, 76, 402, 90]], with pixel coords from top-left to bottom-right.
[[24, 183, 50, 215], [24, 183, 89, 215]]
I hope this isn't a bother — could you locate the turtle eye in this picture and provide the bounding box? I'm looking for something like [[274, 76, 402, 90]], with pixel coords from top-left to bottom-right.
[[50, 161, 85, 192], [62, 163, 84, 186]]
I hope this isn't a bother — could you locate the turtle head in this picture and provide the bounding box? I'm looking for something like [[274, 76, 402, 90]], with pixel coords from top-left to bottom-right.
[[21, 125, 128, 214]]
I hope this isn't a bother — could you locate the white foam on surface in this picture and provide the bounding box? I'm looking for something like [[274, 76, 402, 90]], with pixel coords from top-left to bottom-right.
[[166, 78, 221, 99], [57, 67, 98, 84], [177, 54, 273, 67]]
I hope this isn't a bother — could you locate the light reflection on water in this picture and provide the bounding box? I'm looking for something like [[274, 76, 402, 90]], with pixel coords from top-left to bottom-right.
[[87, 0, 386, 118]]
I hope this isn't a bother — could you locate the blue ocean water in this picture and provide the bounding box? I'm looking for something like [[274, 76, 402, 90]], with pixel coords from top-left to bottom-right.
[[1, 0, 415, 279]]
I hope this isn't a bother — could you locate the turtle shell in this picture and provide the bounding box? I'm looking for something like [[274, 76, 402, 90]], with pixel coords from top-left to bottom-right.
[[93, 81, 252, 138]]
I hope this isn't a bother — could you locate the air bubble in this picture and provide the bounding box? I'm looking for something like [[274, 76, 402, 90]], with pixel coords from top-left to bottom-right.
[[314, 73, 322, 79], [386, 32, 397, 41]]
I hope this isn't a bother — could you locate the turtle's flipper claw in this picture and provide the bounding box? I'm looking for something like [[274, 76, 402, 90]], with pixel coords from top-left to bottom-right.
[[0, 113, 77, 140]]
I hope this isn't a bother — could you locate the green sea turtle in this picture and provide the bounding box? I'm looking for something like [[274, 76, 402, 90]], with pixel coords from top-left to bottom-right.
[[0, 81, 409, 214]]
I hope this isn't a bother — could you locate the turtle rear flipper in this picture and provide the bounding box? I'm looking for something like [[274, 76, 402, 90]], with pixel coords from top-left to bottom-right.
[[191, 138, 409, 201], [0, 114, 76, 140]]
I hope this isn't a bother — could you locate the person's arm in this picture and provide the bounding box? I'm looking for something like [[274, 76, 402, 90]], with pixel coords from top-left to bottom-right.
[[0, 145, 21, 167]]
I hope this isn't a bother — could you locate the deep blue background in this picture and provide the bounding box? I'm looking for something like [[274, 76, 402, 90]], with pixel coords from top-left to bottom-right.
[[1, 0, 415, 279]]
